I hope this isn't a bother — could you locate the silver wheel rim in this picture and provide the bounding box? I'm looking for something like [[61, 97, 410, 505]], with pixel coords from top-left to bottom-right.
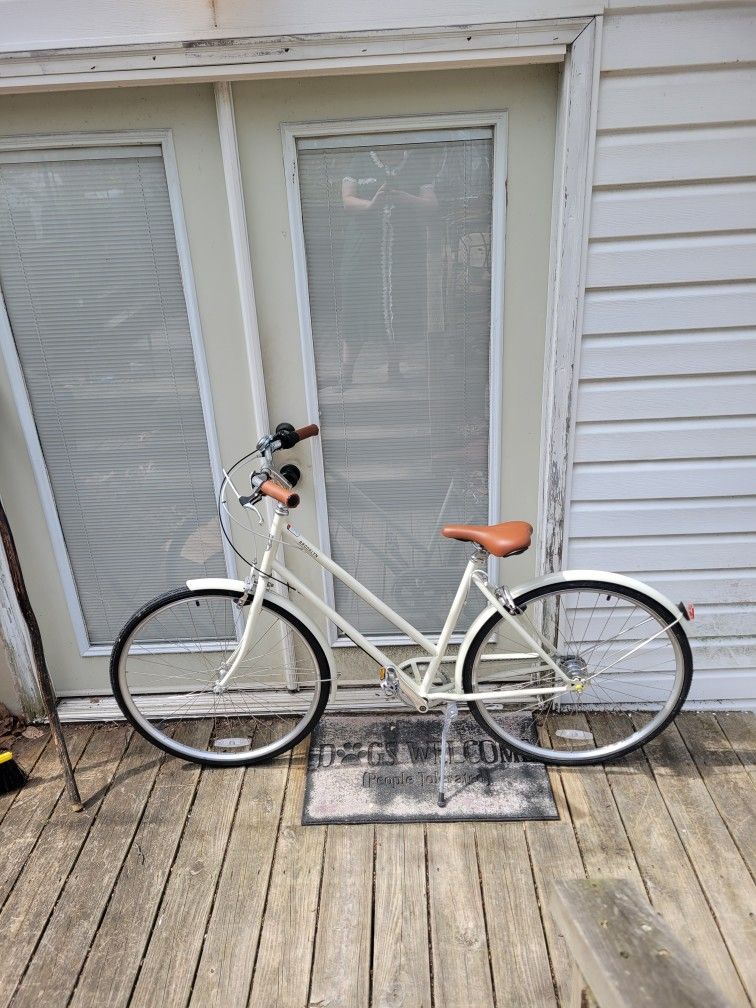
[[117, 592, 323, 763], [470, 586, 686, 762]]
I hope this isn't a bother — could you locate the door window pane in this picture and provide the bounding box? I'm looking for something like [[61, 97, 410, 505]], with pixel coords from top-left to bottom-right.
[[296, 127, 495, 635], [0, 148, 226, 646]]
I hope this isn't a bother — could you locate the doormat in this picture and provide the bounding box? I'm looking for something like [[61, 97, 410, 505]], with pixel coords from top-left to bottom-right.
[[302, 712, 558, 824]]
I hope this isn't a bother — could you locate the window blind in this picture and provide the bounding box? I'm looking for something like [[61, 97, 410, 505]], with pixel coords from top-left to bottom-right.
[[0, 148, 226, 646], [296, 128, 495, 635]]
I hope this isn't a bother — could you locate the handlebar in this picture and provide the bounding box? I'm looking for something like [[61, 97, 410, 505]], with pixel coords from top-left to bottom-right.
[[238, 421, 319, 510], [295, 423, 319, 441], [272, 421, 319, 451], [259, 480, 300, 509]]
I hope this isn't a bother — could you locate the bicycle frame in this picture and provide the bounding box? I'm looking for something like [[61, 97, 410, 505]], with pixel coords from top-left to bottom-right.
[[213, 505, 574, 709]]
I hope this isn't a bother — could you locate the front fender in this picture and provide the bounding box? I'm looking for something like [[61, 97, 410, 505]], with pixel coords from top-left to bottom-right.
[[455, 569, 688, 679], [185, 577, 336, 690]]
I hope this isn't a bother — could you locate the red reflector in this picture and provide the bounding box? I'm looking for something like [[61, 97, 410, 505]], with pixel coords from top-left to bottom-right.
[[683, 602, 695, 621]]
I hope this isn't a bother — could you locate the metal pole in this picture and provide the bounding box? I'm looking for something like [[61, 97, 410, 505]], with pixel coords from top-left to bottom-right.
[[0, 496, 82, 810], [437, 701, 459, 808]]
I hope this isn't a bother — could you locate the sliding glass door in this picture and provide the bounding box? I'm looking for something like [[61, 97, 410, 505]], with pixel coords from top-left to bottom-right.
[[287, 118, 505, 637]]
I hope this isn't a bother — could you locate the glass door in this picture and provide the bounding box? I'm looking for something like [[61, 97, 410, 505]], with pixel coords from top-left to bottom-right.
[[285, 117, 506, 639]]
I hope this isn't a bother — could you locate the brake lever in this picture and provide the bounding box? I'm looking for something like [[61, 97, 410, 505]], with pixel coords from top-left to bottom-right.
[[244, 501, 264, 526], [238, 493, 265, 525]]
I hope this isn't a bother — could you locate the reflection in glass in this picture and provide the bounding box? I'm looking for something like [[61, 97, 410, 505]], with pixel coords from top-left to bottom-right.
[[297, 130, 495, 635]]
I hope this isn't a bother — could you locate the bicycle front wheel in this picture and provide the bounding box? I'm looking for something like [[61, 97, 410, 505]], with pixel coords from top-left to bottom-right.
[[462, 577, 692, 765], [111, 587, 331, 766]]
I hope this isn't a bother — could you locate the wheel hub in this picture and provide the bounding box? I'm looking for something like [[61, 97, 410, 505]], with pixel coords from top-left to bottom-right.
[[558, 654, 588, 685], [558, 654, 587, 675]]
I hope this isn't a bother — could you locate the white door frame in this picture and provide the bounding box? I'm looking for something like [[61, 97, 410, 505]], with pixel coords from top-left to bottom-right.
[[281, 112, 508, 646], [0, 19, 593, 93], [209, 18, 602, 581], [0, 17, 602, 713], [0, 129, 237, 663], [537, 17, 602, 577]]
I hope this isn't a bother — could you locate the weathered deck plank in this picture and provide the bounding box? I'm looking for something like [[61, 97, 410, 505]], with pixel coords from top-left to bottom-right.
[[477, 822, 558, 1008], [550, 879, 734, 1008], [11, 730, 166, 1008], [590, 713, 751, 1008], [0, 731, 51, 826], [427, 823, 495, 1008], [553, 715, 645, 890], [1, 714, 754, 1008], [309, 825, 374, 1008], [0, 724, 130, 1008], [128, 759, 244, 1008], [0, 725, 92, 911], [189, 741, 289, 1008], [246, 739, 326, 1008], [525, 767, 586, 1007], [716, 712, 756, 785], [676, 712, 756, 875], [372, 824, 432, 1008], [69, 721, 211, 1008], [640, 720, 756, 1003]]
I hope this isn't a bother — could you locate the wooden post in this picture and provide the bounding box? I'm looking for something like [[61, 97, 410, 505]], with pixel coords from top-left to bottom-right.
[[550, 878, 732, 1008], [0, 495, 82, 810]]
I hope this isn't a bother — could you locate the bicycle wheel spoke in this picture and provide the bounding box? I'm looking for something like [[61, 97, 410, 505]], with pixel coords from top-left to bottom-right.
[[114, 589, 328, 764], [465, 581, 689, 763]]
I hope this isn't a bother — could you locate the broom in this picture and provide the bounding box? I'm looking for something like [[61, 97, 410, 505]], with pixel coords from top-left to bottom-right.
[[0, 750, 26, 794]]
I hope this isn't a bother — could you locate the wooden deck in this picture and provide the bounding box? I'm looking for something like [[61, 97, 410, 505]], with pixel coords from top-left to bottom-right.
[[0, 711, 753, 1008]]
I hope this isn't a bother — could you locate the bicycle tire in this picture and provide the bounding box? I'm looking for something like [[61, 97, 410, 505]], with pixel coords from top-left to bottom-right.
[[462, 576, 693, 765], [111, 586, 331, 766]]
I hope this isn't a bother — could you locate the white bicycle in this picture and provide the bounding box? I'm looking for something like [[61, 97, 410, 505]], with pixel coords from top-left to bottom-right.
[[111, 422, 694, 775]]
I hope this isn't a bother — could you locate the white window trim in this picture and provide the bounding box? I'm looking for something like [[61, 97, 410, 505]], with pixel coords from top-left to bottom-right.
[[281, 111, 507, 646], [0, 128, 237, 657], [0, 19, 592, 94]]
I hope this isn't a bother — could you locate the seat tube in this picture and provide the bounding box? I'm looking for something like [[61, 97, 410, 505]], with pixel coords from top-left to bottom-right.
[[421, 555, 480, 693]]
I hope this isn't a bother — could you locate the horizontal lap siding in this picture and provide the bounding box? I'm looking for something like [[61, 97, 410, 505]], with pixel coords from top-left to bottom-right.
[[566, 3, 756, 702]]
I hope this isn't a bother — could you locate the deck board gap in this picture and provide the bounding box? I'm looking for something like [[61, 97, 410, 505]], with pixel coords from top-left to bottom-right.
[[367, 824, 377, 1008], [304, 824, 330, 1008], [473, 829, 499, 1008], [423, 826, 436, 1008], [523, 824, 563, 1007], [184, 760, 248, 1007], [242, 749, 294, 1007]]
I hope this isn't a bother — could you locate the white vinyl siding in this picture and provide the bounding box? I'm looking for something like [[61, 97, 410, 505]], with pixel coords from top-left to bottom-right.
[[566, 2, 756, 704], [0, 144, 226, 647]]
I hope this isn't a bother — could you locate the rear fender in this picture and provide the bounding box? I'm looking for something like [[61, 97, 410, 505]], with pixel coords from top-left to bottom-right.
[[456, 569, 688, 680]]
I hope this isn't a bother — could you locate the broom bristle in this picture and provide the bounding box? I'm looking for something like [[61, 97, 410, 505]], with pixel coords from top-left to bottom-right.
[[0, 751, 26, 794]]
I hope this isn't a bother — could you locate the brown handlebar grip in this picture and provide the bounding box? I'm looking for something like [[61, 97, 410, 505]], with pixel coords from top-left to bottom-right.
[[295, 423, 319, 441], [260, 480, 300, 508]]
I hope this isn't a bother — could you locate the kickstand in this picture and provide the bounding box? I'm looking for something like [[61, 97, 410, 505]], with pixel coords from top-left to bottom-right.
[[437, 701, 459, 808]]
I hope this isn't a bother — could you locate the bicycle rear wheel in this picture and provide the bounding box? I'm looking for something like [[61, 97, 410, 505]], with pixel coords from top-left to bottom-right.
[[111, 586, 331, 765], [462, 577, 692, 765]]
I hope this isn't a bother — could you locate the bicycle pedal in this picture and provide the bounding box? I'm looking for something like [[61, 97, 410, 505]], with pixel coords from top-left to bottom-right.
[[378, 666, 399, 698]]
